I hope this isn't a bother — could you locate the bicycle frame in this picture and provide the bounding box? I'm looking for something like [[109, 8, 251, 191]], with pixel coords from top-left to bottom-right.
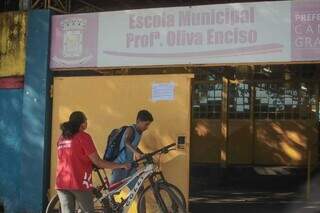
[[98, 163, 155, 212], [93, 144, 177, 212]]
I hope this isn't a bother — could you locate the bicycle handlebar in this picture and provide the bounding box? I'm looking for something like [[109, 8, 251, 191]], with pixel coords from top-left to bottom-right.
[[134, 143, 176, 164]]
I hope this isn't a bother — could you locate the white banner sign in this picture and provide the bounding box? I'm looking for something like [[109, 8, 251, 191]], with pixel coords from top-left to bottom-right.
[[97, 1, 291, 67], [50, 0, 320, 69]]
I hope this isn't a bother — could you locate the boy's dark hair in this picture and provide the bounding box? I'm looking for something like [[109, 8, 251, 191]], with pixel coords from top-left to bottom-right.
[[137, 110, 154, 122]]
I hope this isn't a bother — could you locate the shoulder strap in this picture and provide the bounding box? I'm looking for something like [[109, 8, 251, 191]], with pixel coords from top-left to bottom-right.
[[118, 126, 136, 155], [128, 126, 136, 143]]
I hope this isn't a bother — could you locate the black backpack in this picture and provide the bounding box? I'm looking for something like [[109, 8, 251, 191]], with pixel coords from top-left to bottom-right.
[[103, 126, 135, 161]]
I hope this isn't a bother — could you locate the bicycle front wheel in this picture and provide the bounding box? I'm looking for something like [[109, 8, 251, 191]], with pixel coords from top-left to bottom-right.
[[137, 183, 186, 213], [164, 182, 186, 209], [142, 182, 186, 209]]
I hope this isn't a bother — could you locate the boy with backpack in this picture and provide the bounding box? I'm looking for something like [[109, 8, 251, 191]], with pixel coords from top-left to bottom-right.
[[103, 110, 154, 189]]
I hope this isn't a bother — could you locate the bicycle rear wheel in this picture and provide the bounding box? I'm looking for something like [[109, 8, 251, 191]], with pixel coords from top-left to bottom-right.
[[45, 195, 61, 213], [46, 194, 109, 213], [137, 182, 186, 213]]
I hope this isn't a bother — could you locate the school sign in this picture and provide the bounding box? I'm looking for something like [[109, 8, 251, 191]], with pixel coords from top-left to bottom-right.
[[50, 0, 320, 69]]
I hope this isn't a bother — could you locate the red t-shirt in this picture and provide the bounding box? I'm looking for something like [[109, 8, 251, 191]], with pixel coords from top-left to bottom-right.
[[55, 131, 97, 191]]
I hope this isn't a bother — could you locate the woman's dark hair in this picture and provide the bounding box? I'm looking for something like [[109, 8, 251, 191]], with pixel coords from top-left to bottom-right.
[[137, 110, 154, 122], [60, 111, 87, 139]]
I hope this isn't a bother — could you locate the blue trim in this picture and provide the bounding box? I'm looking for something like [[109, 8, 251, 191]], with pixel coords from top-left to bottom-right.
[[20, 10, 52, 213], [0, 89, 23, 213]]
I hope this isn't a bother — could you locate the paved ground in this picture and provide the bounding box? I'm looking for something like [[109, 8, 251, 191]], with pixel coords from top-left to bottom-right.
[[189, 166, 320, 213], [189, 189, 320, 213], [190, 202, 320, 213]]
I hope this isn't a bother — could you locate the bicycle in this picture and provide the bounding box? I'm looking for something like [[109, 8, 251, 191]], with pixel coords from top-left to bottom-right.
[[46, 143, 187, 213]]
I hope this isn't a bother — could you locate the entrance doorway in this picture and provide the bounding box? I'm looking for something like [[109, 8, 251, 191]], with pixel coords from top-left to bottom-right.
[[49, 74, 193, 212]]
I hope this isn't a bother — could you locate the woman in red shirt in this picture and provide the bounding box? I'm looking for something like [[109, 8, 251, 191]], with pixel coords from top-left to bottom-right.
[[56, 111, 130, 213]]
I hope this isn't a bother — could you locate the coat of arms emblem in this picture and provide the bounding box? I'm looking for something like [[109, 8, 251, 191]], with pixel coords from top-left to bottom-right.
[[61, 18, 87, 58]]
